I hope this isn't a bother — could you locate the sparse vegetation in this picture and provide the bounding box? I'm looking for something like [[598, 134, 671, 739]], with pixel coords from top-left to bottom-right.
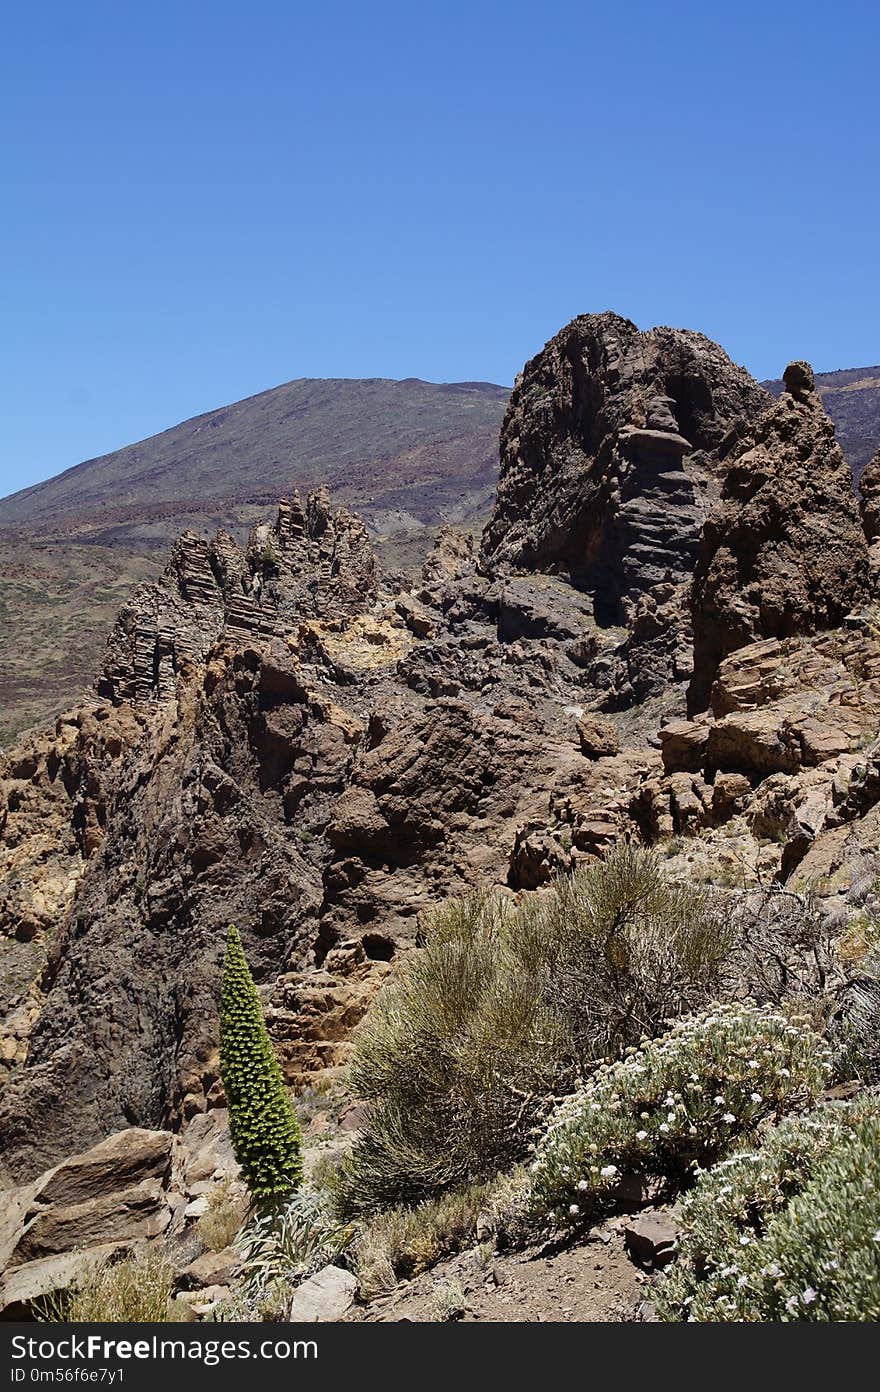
[[219, 925, 303, 1211], [195, 1178, 248, 1252], [352, 1175, 515, 1297], [41, 1248, 176, 1323], [656, 1098, 880, 1321]]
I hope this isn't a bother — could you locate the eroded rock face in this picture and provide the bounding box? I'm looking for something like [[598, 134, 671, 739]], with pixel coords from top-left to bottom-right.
[[690, 364, 871, 710], [860, 448, 880, 580], [0, 1117, 241, 1316], [98, 489, 377, 706], [481, 312, 769, 704]]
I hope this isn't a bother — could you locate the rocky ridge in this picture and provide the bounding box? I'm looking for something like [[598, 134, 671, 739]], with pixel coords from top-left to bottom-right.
[[3, 312, 880, 1316]]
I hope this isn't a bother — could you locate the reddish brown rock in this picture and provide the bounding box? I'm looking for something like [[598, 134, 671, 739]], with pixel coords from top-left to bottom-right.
[[691, 363, 871, 710], [576, 715, 620, 759]]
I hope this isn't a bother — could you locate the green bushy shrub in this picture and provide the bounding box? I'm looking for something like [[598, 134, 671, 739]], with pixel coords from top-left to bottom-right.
[[656, 1098, 880, 1321], [544, 845, 735, 1061], [331, 891, 564, 1215], [525, 1004, 829, 1230], [334, 848, 733, 1216], [220, 925, 303, 1211]]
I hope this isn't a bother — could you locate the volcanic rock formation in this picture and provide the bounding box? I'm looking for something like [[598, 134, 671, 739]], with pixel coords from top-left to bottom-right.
[[482, 312, 769, 705], [2, 314, 879, 1202], [689, 361, 872, 710]]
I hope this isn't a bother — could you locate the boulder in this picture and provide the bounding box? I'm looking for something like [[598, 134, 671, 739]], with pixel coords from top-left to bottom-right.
[[287, 1265, 358, 1322], [0, 1243, 128, 1321], [623, 1213, 679, 1270], [576, 715, 620, 759], [176, 1248, 238, 1292], [11, 1180, 172, 1265], [711, 772, 752, 820], [706, 710, 801, 776], [32, 1128, 172, 1207], [660, 719, 709, 773]]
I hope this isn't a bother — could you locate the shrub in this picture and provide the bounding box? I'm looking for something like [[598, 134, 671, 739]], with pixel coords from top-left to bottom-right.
[[543, 845, 734, 1061], [220, 925, 303, 1211], [525, 1004, 829, 1231], [656, 1098, 880, 1321], [727, 881, 837, 1005], [335, 848, 732, 1215], [42, 1247, 176, 1322], [235, 1190, 353, 1290], [333, 891, 566, 1214]]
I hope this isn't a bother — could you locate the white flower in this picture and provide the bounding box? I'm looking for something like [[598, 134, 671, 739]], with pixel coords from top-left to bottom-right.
[[720, 1264, 738, 1278], [780, 1068, 791, 1078], [761, 1263, 782, 1279], [659, 1122, 670, 1133], [737, 1275, 749, 1288], [722, 1112, 736, 1124], [739, 1234, 751, 1246], [600, 1164, 618, 1178], [873, 1229, 880, 1244], [747, 1059, 759, 1068], [714, 1096, 725, 1105], [802, 1288, 817, 1305], [750, 1092, 762, 1103], [568, 1204, 580, 1216], [636, 1130, 648, 1140], [785, 1295, 799, 1314], [577, 1179, 589, 1191]]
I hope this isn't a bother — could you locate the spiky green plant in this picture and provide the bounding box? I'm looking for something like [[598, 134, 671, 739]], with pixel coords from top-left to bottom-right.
[[220, 925, 303, 1211]]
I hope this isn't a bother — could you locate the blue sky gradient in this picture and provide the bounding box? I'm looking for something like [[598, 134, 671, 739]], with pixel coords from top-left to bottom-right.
[[2, 0, 878, 492]]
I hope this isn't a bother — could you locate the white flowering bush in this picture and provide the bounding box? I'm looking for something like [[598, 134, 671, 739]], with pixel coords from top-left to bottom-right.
[[656, 1099, 880, 1321], [526, 1004, 828, 1229]]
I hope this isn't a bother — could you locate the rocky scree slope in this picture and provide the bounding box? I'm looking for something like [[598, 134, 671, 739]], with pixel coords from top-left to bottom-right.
[[3, 314, 880, 1312]]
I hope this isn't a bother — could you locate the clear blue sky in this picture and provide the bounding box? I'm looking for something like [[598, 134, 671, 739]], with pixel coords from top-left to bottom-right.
[[2, 0, 878, 494]]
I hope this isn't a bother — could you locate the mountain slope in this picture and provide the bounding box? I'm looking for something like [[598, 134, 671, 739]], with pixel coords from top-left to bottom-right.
[[0, 377, 509, 541], [0, 377, 508, 742]]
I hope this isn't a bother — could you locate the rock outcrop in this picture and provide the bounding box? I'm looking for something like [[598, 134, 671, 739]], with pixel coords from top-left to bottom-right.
[[481, 313, 769, 704], [0, 1117, 240, 1317], [98, 489, 377, 706], [690, 362, 871, 710]]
